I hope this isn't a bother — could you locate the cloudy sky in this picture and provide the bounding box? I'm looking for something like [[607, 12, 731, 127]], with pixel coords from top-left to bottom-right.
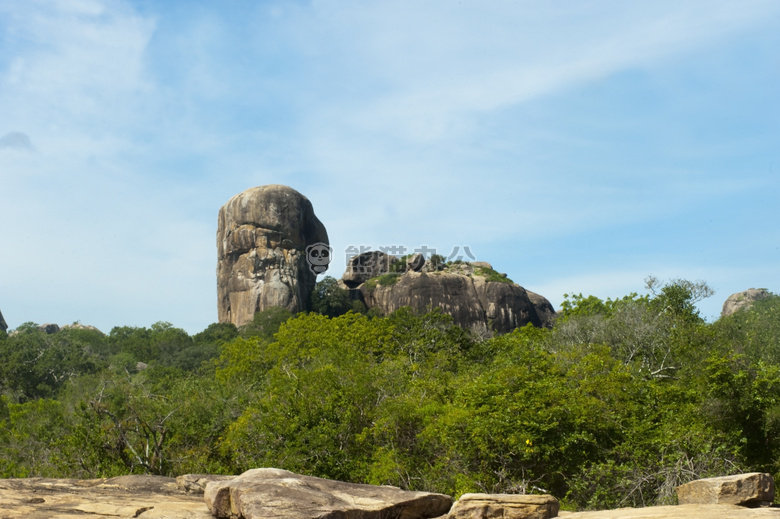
[[1, 0, 778, 334]]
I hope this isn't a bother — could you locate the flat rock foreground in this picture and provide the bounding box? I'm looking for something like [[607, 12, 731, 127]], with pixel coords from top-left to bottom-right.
[[1, 468, 779, 519]]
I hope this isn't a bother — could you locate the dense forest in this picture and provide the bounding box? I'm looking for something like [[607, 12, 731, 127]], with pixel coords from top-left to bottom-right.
[[1, 276, 780, 511]]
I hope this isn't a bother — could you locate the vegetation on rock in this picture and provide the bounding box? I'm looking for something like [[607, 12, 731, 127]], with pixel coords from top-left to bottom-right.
[[2, 279, 780, 512]]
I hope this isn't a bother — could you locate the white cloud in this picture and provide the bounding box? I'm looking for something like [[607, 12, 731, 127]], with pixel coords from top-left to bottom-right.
[[0, 0, 156, 155], [0, 0, 777, 332]]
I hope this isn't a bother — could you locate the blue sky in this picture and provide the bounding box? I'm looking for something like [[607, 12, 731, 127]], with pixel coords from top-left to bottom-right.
[[1, 0, 778, 334]]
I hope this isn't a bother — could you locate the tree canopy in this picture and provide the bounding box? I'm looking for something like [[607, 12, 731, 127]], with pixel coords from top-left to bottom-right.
[[1, 279, 779, 511]]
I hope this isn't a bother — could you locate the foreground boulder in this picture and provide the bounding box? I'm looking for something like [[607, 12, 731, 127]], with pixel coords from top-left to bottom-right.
[[449, 493, 559, 519], [217, 185, 329, 328], [676, 472, 775, 507], [722, 288, 772, 318], [205, 468, 453, 519], [0, 475, 211, 518]]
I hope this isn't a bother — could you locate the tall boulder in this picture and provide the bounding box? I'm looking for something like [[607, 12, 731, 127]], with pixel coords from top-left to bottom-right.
[[217, 185, 328, 328], [721, 288, 772, 318]]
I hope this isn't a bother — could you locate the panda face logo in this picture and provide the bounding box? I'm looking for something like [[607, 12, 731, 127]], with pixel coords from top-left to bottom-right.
[[306, 242, 332, 274]]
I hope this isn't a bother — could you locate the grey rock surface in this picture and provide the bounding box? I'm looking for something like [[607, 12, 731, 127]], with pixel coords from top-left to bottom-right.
[[355, 265, 554, 333], [722, 288, 772, 318], [217, 185, 329, 328], [205, 467, 453, 519], [407, 252, 426, 272], [342, 250, 399, 287], [39, 323, 60, 334], [527, 289, 557, 329], [0, 308, 6, 332]]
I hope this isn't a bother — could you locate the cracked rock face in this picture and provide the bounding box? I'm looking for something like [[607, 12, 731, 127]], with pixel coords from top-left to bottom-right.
[[217, 185, 329, 328]]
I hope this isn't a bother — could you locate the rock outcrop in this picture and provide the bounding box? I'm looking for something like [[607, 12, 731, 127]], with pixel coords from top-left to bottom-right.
[[217, 185, 329, 328], [2, 471, 779, 519], [342, 250, 399, 287], [722, 288, 772, 318], [0, 475, 211, 518], [449, 493, 559, 519], [0, 308, 7, 332], [343, 256, 555, 333], [39, 323, 61, 334], [561, 504, 780, 518], [204, 468, 453, 519], [676, 473, 775, 507]]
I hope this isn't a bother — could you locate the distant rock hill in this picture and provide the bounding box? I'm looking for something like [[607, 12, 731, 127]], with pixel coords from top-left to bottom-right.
[[0, 308, 7, 332], [216, 185, 554, 333], [722, 288, 772, 318], [341, 251, 556, 333]]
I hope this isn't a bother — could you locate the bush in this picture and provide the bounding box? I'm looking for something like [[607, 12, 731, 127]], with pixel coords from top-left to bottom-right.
[[474, 266, 514, 284]]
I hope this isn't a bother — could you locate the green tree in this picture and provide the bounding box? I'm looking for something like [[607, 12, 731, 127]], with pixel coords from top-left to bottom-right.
[[311, 276, 366, 317], [240, 306, 294, 340], [0, 327, 100, 400], [219, 312, 394, 479]]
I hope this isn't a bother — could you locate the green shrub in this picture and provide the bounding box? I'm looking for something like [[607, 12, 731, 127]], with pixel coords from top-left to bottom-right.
[[474, 266, 514, 284]]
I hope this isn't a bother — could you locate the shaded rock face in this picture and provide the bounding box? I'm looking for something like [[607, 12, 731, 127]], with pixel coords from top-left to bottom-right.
[[722, 288, 772, 318], [39, 323, 61, 334], [407, 252, 425, 272], [217, 185, 329, 328], [342, 251, 399, 288], [205, 467, 453, 519], [0, 309, 7, 332], [351, 264, 555, 333]]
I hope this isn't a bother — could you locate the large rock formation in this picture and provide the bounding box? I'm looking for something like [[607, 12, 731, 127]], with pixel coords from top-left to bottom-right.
[[343, 256, 555, 333], [217, 185, 329, 328], [722, 288, 772, 318], [1, 471, 779, 519], [205, 468, 452, 519], [0, 308, 7, 332]]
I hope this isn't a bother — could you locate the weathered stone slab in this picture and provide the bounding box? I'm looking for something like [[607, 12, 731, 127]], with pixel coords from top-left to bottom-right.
[[448, 493, 559, 519], [0, 475, 212, 518], [676, 473, 775, 506], [560, 503, 780, 518], [204, 467, 453, 519]]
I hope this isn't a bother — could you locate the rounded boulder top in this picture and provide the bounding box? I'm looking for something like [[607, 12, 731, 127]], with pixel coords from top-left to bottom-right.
[[218, 185, 328, 249], [217, 185, 329, 328]]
